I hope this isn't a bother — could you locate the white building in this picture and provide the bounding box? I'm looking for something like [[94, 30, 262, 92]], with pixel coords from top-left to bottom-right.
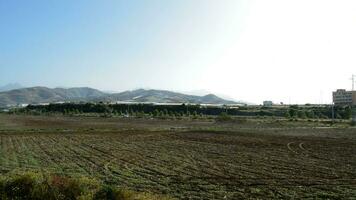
[[332, 89, 356, 106], [263, 101, 273, 107]]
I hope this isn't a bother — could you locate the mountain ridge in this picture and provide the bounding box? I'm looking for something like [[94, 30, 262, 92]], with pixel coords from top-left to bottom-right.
[[0, 87, 241, 107], [0, 83, 24, 92]]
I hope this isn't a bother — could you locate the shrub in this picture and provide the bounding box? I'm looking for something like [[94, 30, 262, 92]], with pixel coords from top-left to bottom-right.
[[4, 174, 36, 199], [0, 172, 170, 200], [216, 112, 233, 122], [50, 175, 83, 200], [297, 110, 307, 119], [351, 120, 356, 126], [0, 177, 4, 194], [93, 186, 136, 200], [93, 186, 118, 200]]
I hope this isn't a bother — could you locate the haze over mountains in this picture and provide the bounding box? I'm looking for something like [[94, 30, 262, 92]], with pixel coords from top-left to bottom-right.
[[0, 83, 24, 92], [0, 86, 241, 107]]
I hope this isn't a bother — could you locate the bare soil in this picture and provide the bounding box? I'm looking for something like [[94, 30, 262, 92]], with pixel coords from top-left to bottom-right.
[[0, 114, 355, 199]]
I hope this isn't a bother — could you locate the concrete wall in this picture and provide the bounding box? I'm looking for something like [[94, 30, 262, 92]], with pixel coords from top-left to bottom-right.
[[353, 92, 356, 106]]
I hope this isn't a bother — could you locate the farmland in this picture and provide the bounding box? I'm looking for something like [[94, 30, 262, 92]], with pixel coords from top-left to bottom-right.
[[0, 114, 355, 199]]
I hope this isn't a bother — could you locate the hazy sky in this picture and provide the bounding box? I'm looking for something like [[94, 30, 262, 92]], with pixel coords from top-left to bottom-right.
[[1, 0, 355, 104]]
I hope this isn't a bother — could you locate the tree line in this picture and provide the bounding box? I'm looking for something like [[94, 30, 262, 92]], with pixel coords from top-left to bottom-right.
[[11, 103, 352, 120]]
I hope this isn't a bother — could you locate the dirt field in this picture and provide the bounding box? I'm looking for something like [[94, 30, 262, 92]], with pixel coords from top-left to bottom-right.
[[0, 114, 355, 199]]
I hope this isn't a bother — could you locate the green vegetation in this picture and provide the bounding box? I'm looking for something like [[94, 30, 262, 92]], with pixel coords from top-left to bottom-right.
[[216, 112, 233, 122], [10, 103, 353, 121], [0, 171, 170, 200]]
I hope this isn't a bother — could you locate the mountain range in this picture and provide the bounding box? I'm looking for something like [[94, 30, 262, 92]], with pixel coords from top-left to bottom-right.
[[0, 83, 24, 92], [0, 86, 241, 107]]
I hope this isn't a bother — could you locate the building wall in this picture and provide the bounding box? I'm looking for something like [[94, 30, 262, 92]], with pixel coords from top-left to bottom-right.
[[353, 92, 356, 106], [333, 89, 356, 106], [263, 101, 273, 106]]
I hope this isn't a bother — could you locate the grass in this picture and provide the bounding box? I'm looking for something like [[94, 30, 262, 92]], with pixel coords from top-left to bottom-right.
[[0, 114, 355, 199], [0, 171, 171, 200]]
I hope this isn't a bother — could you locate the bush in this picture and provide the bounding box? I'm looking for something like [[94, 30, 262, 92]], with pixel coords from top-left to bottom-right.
[[4, 174, 36, 199], [50, 175, 83, 200], [216, 112, 233, 122], [93, 186, 119, 200], [0, 172, 170, 200], [93, 186, 136, 200], [351, 120, 356, 126], [296, 110, 307, 119]]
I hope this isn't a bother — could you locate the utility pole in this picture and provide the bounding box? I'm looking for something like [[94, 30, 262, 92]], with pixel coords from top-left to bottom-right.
[[331, 103, 335, 123], [352, 106, 356, 126], [352, 75, 356, 125]]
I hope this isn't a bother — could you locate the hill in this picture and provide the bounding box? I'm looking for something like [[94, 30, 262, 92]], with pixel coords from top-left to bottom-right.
[[97, 89, 237, 104], [0, 87, 238, 107], [0, 87, 106, 107]]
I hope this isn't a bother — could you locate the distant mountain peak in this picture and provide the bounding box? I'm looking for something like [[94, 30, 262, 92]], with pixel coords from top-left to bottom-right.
[[103, 88, 238, 104], [203, 94, 217, 97], [0, 83, 24, 92], [0, 87, 106, 107]]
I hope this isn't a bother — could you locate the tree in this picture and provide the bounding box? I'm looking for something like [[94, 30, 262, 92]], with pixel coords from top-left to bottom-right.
[[306, 110, 315, 119], [153, 109, 160, 117], [163, 109, 169, 117], [343, 107, 352, 119], [288, 109, 297, 118], [297, 110, 307, 119]]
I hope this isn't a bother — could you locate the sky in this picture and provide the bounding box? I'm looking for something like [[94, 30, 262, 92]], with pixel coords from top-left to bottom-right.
[[1, 0, 356, 104]]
